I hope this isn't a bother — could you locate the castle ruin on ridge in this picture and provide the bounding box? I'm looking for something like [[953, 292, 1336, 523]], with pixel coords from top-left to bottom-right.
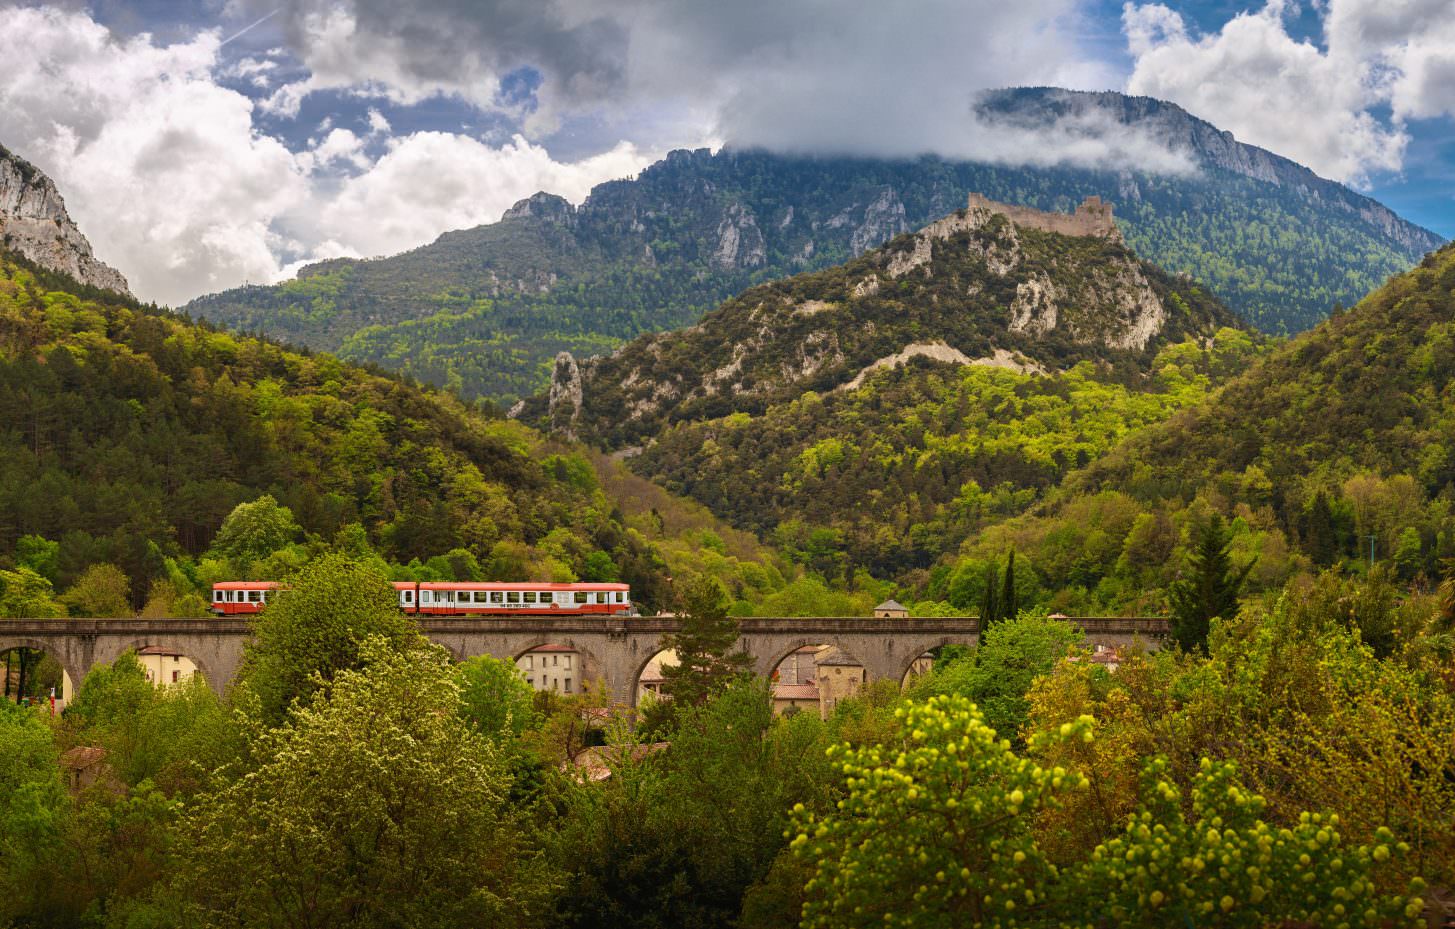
[[966, 192, 1121, 241]]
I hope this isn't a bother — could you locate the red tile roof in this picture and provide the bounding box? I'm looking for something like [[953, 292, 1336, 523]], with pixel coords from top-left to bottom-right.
[[774, 683, 820, 700]]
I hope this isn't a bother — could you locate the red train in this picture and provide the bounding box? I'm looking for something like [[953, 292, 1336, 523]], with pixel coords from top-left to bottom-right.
[[211, 580, 632, 616]]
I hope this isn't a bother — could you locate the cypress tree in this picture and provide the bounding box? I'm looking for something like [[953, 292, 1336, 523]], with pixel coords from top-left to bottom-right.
[[1305, 491, 1337, 567], [1000, 550, 1018, 621], [979, 562, 999, 627], [1168, 515, 1255, 653]]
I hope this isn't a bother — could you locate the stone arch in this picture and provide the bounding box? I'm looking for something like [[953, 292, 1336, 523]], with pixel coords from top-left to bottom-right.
[[508, 637, 604, 697], [891, 635, 979, 684], [753, 636, 868, 682], [0, 637, 83, 704], [104, 637, 217, 688], [629, 644, 685, 708]]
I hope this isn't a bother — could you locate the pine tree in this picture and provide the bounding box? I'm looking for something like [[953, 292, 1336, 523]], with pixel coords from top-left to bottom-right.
[[979, 562, 1000, 628], [659, 576, 753, 708], [1168, 515, 1255, 653], [999, 550, 1018, 622], [1305, 491, 1337, 567]]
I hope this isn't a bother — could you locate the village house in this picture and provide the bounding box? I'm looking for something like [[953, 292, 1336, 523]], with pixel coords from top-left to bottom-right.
[[135, 646, 199, 686], [517, 644, 578, 693]]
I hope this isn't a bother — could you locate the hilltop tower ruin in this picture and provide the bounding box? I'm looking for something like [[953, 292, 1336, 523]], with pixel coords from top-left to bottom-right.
[[966, 193, 1121, 242]]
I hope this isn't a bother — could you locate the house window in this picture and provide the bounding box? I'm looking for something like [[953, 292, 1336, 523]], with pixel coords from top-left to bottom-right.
[[564, 678, 572, 693], [564, 656, 572, 669], [171, 670, 179, 683], [526, 656, 533, 669], [552, 655, 558, 667]]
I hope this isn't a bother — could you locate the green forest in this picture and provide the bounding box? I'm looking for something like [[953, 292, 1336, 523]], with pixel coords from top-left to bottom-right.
[[0, 252, 835, 621], [636, 330, 1262, 581]]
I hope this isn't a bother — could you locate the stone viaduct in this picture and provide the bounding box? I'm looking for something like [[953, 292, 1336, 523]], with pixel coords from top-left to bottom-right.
[[0, 616, 1168, 707]]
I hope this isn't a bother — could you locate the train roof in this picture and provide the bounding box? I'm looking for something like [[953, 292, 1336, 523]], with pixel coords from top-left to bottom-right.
[[392, 581, 630, 591], [212, 581, 282, 590]]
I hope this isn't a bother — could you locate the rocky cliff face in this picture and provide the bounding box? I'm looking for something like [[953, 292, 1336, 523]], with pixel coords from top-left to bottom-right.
[[526, 196, 1241, 448], [0, 144, 130, 296]]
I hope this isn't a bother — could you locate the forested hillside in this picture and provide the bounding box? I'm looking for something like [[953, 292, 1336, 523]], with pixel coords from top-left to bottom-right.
[[186, 89, 1441, 405], [0, 253, 786, 615], [938, 241, 1455, 614], [637, 332, 1260, 581], [504, 197, 1257, 587]]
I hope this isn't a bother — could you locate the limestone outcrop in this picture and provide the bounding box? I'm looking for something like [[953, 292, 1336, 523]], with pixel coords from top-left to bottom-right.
[[0, 144, 131, 296]]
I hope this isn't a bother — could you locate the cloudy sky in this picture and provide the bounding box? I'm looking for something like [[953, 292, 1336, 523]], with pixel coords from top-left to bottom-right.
[[1, 0, 1452, 305]]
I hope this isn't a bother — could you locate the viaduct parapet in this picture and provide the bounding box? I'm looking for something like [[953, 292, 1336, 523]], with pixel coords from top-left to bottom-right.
[[966, 192, 1121, 241], [0, 616, 1168, 707]]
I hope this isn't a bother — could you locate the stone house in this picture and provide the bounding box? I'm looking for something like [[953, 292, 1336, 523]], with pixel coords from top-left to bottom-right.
[[518, 644, 578, 693]]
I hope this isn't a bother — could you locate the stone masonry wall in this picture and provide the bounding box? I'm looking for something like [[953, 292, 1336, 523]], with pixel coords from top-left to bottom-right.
[[966, 192, 1120, 241]]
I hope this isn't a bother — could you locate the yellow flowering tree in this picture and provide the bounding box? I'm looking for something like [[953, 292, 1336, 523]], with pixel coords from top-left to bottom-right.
[[1076, 758, 1425, 928], [792, 695, 1426, 929], [791, 695, 1091, 927]]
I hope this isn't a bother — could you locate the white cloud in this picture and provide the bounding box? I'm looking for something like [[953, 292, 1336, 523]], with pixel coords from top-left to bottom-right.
[[1324, 0, 1455, 122], [293, 133, 651, 261], [0, 6, 305, 303], [1121, 0, 1455, 186], [253, 0, 1132, 162], [0, 6, 654, 305]]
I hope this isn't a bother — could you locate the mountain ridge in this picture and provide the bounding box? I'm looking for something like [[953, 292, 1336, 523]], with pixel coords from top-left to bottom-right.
[[184, 87, 1442, 405], [977, 88, 1433, 252]]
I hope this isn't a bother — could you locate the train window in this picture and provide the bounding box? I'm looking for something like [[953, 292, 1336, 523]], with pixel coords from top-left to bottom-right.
[[507, 592, 521, 604], [574, 592, 588, 604], [213, 590, 223, 602], [403, 590, 414, 603], [490, 592, 503, 604], [523, 591, 537, 604], [248, 591, 262, 602]]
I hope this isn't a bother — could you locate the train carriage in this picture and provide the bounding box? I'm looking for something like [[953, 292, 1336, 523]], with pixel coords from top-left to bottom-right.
[[211, 580, 632, 617], [396, 581, 632, 616], [210, 581, 282, 615]]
